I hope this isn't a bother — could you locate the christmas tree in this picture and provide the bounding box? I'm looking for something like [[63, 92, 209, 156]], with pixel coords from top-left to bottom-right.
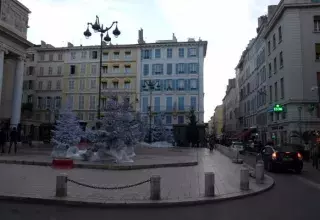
[[51, 105, 84, 157], [92, 95, 143, 162]]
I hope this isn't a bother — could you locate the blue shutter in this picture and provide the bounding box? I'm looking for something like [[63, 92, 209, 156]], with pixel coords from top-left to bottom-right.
[[154, 97, 160, 112], [140, 80, 144, 92], [190, 97, 197, 109], [184, 63, 188, 74], [196, 63, 199, 74], [142, 97, 148, 112], [178, 97, 184, 111], [152, 64, 155, 75], [167, 63, 172, 75], [175, 64, 178, 75], [143, 64, 149, 76], [175, 79, 179, 91], [160, 64, 164, 75], [166, 97, 172, 111], [164, 79, 168, 90], [185, 79, 189, 91]]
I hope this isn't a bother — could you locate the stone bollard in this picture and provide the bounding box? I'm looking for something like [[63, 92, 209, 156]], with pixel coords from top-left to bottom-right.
[[56, 174, 68, 197], [150, 175, 161, 200], [240, 168, 249, 190], [255, 163, 265, 184], [204, 172, 215, 197]]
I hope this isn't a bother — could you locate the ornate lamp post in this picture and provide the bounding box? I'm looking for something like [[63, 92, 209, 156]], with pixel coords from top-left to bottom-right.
[[83, 16, 120, 127], [143, 80, 160, 143]]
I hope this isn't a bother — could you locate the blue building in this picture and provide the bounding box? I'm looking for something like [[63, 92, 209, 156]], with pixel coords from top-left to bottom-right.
[[137, 30, 207, 127]]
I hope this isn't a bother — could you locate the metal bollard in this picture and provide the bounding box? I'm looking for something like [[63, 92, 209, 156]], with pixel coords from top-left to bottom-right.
[[204, 172, 215, 197], [255, 163, 264, 184], [56, 173, 68, 197], [150, 175, 161, 200], [240, 168, 249, 190]]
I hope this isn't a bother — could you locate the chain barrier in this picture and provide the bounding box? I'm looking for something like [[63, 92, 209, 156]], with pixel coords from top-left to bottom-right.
[[67, 177, 151, 190]]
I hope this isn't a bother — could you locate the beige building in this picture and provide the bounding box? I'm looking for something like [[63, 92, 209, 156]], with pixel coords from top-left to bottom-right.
[[0, 0, 33, 128]]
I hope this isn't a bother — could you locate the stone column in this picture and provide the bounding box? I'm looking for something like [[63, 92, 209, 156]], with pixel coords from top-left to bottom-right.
[[11, 56, 24, 128], [0, 48, 6, 107]]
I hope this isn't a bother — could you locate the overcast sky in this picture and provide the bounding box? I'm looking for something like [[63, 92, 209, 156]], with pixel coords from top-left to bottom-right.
[[19, 0, 280, 122]]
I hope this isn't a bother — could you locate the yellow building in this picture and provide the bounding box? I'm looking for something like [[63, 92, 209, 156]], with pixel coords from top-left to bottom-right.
[[62, 44, 138, 127]]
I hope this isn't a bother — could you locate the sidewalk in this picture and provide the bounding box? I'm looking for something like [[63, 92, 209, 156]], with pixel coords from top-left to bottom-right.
[[0, 149, 274, 207]]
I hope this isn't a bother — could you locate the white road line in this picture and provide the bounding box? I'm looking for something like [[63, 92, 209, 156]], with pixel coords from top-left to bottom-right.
[[295, 176, 320, 191]]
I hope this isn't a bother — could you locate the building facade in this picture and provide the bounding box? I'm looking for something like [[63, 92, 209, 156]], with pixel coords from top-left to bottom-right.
[[138, 30, 207, 127], [0, 0, 33, 128], [213, 105, 223, 138]]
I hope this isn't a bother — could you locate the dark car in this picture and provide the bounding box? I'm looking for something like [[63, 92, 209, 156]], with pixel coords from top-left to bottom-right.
[[256, 145, 303, 173]]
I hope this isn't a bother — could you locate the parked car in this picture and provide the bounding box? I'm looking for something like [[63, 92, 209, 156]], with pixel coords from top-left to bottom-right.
[[256, 145, 303, 173], [231, 142, 245, 154]]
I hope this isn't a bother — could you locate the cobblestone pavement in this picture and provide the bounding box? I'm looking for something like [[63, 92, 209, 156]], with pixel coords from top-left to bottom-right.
[[0, 149, 270, 203]]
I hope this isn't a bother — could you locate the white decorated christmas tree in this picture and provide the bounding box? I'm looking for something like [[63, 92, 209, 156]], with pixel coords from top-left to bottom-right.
[[51, 105, 84, 156]]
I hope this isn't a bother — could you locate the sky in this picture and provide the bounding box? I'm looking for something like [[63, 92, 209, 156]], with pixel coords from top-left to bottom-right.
[[19, 0, 280, 122]]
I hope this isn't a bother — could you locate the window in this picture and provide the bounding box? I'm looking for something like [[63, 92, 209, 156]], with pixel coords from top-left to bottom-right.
[[78, 113, 84, 120], [178, 97, 185, 110], [177, 63, 185, 74], [40, 53, 45, 61], [37, 97, 43, 109], [143, 64, 149, 76], [178, 80, 185, 90], [79, 95, 85, 110], [142, 97, 148, 113], [28, 80, 33, 90], [166, 97, 172, 111], [124, 51, 131, 58], [190, 79, 197, 90], [314, 16, 320, 32], [273, 57, 277, 73], [178, 48, 184, 58], [280, 78, 284, 99], [155, 49, 161, 58], [178, 116, 184, 124], [167, 48, 172, 58], [102, 66, 108, 74], [71, 52, 76, 60], [190, 97, 197, 109], [57, 66, 62, 75], [88, 113, 95, 121], [90, 79, 96, 89], [142, 49, 152, 59], [113, 81, 119, 89], [124, 82, 131, 89], [55, 97, 61, 109], [188, 48, 197, 57], [152, 64, 163, 75], [268, 41, 271, 55], [56, 80, 61, 90], [79, 79, 85, 90], [68, 95, 74, 109], [91, 64, 97, 75], [154, 97, 160, 112], [28, 66, 34, 75], [49, 54, 53, 61], [269, 85, 273, 103], [278, 26, 282, 42], [38, 81, 43, 90], [58, 53, 63, 60], [124, 65, 131, 73], [68, 80, 75, 90], [89, 96, 96, 110], [280, 52, 283, 67], [113, 65, 120, 73], [39, 67, 44, 76], [46, 97, 52, 109], [274, 82, 278, 101], [31, 54, 35, 61], [113, 52, 120, 59], [102, 82, 108, 90], [48, 67, 53, 75], [102, 52, 108, 60], [166, 80, 173, 90], [92, 51, 98, 59], [316, 44, 320, 60], [268, 63, 272, 77], [70, 65, 76, 75], [47, 81, 52, 90], [165, 116, 172, 124], [188, 63, 198, 73], [272, 34, 276, 49], [167, 63, 172, 75], [81, 51, 87, 59]]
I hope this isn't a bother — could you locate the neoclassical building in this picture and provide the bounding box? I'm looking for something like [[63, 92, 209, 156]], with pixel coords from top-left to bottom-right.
[[0, 0, 33, 128]]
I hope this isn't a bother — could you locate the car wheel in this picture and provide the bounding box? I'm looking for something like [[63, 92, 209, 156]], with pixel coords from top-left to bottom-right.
[[267, 161, 273, 172]]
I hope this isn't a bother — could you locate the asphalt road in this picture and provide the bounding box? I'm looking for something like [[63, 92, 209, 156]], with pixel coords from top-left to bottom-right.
[[1, 152, 320, 220]]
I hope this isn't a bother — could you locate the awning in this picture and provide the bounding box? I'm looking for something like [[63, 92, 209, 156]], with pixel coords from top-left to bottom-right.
[[124, 78, 131, 83], [112, 78, 119, 83], [101, 78, 108, 83]]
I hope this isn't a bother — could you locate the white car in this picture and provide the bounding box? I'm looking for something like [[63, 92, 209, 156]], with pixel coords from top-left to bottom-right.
[[231, 142, 245, 154]]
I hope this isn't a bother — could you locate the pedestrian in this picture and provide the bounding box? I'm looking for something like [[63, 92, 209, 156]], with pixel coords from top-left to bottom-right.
[[0, 128, 6, 153], [8, 127, 18, 154]]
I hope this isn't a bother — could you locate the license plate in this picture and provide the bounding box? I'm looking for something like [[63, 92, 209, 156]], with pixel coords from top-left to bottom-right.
[[283, 158, 293, 161]]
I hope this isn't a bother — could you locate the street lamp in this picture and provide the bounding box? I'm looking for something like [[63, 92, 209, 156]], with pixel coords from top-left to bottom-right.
[[84, 16, 120, 127], [143, 80, 160, 143]]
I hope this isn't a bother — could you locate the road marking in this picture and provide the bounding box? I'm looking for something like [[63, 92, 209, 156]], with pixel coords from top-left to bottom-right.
[[296, 176, 320, 191]]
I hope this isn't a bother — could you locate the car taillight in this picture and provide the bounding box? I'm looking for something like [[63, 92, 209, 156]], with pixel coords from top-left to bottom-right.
[[297, 152, 303, 160], [272, 152, 277, 160]]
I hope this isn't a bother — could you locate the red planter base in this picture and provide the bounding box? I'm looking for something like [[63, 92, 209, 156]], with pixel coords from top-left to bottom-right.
[[52, 158, 74, 169]]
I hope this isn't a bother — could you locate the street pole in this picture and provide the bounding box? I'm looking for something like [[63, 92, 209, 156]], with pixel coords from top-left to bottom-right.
[[148, 88, 153, 143], [97, 33, 103, 123]]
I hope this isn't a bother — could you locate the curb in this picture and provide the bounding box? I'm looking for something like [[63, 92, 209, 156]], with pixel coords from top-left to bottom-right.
[[0, 159, 198, 170], [0, 178, 275, 208]]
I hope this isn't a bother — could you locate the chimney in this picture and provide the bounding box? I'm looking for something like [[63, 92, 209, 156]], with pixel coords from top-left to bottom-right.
[[40, 40, 46, 47], [268, 5, 277, 21], [67, 42, 74, 47], [172, 33, 177, 42], [138, 28, 145, 44]]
